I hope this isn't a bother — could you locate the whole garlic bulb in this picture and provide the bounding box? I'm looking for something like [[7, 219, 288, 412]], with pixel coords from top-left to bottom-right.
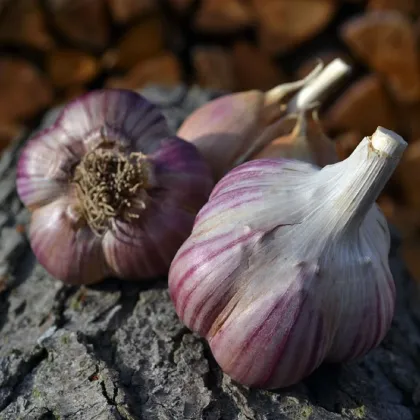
[[17, 89, 213, 284], [178, 59, 349, 180], [169, 127, 406, 389]]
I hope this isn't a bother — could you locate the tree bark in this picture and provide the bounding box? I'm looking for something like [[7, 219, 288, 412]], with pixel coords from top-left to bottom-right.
[[0, 86, 419, 420]]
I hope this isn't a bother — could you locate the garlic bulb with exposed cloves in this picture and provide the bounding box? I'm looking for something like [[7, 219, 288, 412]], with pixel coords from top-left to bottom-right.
[[178, 59, 349, 180], [169, 126, 406, 389], [17, 89, 213, 284]]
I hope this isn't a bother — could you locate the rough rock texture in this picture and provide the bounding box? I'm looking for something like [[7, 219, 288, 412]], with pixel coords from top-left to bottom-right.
[[0, 85, 420, 420]]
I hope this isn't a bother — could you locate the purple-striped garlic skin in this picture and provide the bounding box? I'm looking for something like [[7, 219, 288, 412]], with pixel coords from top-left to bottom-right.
[[178, 59, 349, 182], [177, 91, 268, 181], [169, 127, 405, 389], [17, 89, 213, 284]]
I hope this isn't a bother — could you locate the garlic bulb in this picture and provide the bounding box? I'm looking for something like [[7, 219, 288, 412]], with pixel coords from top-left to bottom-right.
[[17, 89, 213, 284], [178, 59, 350, 180], [169, 127, 406, 389]]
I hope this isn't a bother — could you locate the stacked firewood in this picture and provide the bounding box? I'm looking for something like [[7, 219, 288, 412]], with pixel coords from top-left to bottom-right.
[[1, 0, 420, 280]]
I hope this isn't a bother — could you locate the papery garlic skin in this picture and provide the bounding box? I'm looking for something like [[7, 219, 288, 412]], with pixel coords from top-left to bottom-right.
[[177, 91, 265, 181], [254, 110, 339, 167], [169, 127, 406, 389], [178, 59, 350, 181], [17, 89, 213, 284]]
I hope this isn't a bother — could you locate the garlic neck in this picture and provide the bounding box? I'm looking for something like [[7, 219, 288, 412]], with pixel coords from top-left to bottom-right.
[[317, 127, 406, 233], [236, 59, 351, 167], [287, 59, 350, 113]]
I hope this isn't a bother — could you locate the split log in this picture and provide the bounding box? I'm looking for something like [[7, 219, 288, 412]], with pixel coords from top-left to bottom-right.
[[167, 0, 195, 14], [0, 123, 23, 153], [252, 0, 337, 55], [397, 103, 420, 142], [47, 49, 99, 88], [367, 0, 420, 16], [0, 58, 53, 123], [60, 86, 88, 103], [44, 0, 110, 51], [106, 53, 182, 90], [0, 85, 419, 420], [107, 0, 157, 24], [325, 74, 397, 136], [334, 130, 362, 160], [402, 237, 420, 283], [395, 139, 420, 211], [377, 196, 420, 237], [193, 0, 255, 33], [232, 41, 288, 91], [102, 17, 165, 70], [0, 0, 54, 51], [341, 11, 420, 103], [192, 47, 235, 91]]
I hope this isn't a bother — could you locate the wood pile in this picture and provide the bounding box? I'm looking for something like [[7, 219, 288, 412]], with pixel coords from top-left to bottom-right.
[[1, 0, 420, 281]]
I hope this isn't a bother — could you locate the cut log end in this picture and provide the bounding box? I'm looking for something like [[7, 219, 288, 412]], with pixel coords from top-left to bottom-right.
[[253, 0, 337, 55], [341, 10, 420, 103], [325, 74, 397, 136]]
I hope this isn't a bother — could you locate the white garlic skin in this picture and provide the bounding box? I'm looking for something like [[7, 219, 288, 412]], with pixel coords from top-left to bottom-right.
[[169, 128, 406, 389]]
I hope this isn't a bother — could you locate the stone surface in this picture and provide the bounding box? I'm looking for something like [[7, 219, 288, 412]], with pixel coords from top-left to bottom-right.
[[0, 86, 419, 420]]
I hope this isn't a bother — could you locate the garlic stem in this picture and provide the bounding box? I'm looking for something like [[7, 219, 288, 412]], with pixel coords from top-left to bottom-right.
[[236, 59, 350, 167], [288, 59, 351, 113], [370, 126, 407, 157], [324, 126, 406, 231], [264, 60, 324, 106]]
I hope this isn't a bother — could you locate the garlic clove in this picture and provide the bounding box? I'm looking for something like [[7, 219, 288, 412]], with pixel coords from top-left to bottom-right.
[[169, 225, 263, 335], [230, 111, 299, 168], [149, 136, 215, 208], [169, 127, 406, 389], [103, 202, 197, 279], [198, 158, 315, 230], [177, 90, 264, 181], [57, 89, 172, 152], [252, 113, 309, 161], [101, 136, 213, 279], [30, 197, 110, 285], [16, 128, 80, 210], [208, 262, 330, 388], [170, 159, 316, 337], [307, 110, 339, 167]]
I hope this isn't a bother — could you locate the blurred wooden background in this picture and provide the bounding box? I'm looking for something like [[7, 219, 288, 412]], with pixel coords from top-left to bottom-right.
[[1, 0, 420, 282]]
